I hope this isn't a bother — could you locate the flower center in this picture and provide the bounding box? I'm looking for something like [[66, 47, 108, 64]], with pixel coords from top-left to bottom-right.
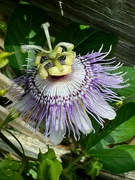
[[21, 22, 76, 80]]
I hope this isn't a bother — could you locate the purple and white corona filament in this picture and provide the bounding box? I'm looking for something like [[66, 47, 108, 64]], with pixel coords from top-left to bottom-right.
[[11, 23, 127, 144]]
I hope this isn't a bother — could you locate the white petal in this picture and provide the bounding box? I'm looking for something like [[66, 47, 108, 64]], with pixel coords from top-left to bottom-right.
[[49, 130, 65, 145], [98, 101, 116, 120], [85, 91, 116, 120], [78, 116, 93, 134]]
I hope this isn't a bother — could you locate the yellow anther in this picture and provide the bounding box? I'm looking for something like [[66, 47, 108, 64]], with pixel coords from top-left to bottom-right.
[[55, 46, 62, 54], [65, 52, 76, 65], [35, 54, 41, 66], [48, 65, 72, 76], [37, 60, 52, 79], [37, 63, 48, 79]]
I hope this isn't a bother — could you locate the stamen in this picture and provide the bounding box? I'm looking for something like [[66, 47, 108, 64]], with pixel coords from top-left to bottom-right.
[[65, 52, 76, 65], [35, 53, 50, 66], [53, 59, 64, 72], [54, 42, 74, 52]]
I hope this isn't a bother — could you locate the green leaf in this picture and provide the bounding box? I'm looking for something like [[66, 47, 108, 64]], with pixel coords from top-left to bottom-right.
[[38, 148, 56, 162], [85, 102, 135, 173], [4, 2, 47, 76], [86, 102, 135, 151], [54, 23, 118, 56], [37, 159, 62, 180], [89, 145, 135, 173], [0, 159, 23, 180], [37, 148, 63, 180], [104, 112, 135, 144]]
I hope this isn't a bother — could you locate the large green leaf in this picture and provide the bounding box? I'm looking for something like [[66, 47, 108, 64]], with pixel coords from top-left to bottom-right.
[[85, 102, 135, 173], [4, 2, 47, 76], [86, 103, 135, 151], [104, 114, 135, 144], [54, 23, 118, 56], [89, 145, 135, 173]]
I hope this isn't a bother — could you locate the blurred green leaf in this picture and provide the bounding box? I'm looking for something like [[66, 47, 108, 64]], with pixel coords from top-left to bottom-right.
[[54, 23, 118, 56], [0, 21, 7, 33], [37, 148, 63, 180], [4, 2, 47, 76], [0, 159, 23, 180]]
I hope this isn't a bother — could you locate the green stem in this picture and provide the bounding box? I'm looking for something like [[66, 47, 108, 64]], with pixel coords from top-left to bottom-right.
[[64, 153, 84, 172], [15, 160, 26, 180], [0, 130, 25, 159], [62, 170, 72, 180], [0, 128, 37, 161]]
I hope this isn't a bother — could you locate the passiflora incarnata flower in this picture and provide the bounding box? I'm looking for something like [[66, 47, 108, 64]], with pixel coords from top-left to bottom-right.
[[10, 23, 127, 145]]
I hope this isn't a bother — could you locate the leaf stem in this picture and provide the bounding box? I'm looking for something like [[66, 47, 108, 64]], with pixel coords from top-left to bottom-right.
[[15, 160, 26, 180], [0, 130, 25, 159], [64, 152, 84, 172]]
